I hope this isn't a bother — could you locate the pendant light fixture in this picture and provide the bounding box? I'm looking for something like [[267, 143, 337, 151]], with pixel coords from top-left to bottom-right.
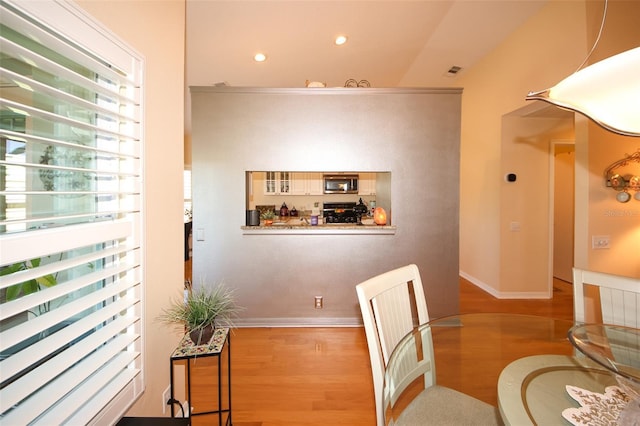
[[526, 0, 640, 137]]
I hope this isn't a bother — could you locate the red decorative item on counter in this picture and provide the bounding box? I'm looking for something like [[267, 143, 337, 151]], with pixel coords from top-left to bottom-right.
[[373, 207, 387, 225]]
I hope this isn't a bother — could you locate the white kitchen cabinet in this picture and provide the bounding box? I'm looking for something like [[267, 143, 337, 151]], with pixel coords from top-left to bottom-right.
[[359, 173, 376, 195], [264, 171, 291, 195], [290, 172, 323, 195]]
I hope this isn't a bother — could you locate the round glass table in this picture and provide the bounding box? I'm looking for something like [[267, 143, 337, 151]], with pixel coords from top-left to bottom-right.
[[568, 323, 640, 424], [383, 313, 631, 426]]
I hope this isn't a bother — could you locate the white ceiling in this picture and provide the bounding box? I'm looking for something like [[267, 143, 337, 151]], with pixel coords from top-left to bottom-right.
[[186, 0, 549, 89]]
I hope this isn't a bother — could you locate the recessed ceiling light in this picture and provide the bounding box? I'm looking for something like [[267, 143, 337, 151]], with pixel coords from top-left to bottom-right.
[[335, 35, 348, 46], [254, 53, 267, 62]]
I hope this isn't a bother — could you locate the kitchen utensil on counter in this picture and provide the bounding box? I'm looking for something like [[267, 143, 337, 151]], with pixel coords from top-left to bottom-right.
[[246, 209, 260, 226], [280, 202, 289, 217], [355, 198, 368, 216]]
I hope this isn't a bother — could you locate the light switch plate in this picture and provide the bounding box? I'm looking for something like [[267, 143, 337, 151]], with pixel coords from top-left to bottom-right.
[[592, 235, 610, 249]]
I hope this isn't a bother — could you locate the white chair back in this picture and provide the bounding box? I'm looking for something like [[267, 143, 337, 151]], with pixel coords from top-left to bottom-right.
[[573, 267, 640, 327], [356, 264, 432, 426]]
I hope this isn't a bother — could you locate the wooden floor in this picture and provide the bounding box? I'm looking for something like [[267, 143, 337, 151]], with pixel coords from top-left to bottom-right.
[[187, 277, 574, 426]]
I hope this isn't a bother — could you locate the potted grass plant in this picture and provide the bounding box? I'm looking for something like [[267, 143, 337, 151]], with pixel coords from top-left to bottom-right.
[[260, 210, 275, 226], [159, 282, 242, 345]]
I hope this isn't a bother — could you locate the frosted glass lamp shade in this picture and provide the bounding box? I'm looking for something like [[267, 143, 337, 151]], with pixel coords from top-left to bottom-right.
[[526, 47, 640, 137]]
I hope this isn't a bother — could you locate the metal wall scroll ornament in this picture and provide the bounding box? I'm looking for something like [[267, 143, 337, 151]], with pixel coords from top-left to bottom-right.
[[344, 79, 371, 88], [604, 149, 640, 202]]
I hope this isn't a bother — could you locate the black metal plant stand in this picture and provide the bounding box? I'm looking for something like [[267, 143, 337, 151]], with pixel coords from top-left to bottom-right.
[[169, 328, 231, 425]]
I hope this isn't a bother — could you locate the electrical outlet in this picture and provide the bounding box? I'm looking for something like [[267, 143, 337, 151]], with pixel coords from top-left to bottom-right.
[[315, 296, 323, 309], [162, 385, 171, 414]]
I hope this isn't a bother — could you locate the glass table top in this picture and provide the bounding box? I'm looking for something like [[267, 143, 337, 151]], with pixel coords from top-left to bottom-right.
[[568, 323, 640, 385], [383, 313, 576, 425], [568, 323, 640, 425]]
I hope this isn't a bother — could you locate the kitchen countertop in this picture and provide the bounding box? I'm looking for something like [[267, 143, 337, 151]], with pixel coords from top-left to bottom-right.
[[242, 219, 396, 235]]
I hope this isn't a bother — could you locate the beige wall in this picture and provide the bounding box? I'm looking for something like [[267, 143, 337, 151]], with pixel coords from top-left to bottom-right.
[[581, 125, 640, 276], [454, 0, 588, 293], [76, 0, 185, 417], [452, 0, 640, 294], [579, 0, 640, 277]]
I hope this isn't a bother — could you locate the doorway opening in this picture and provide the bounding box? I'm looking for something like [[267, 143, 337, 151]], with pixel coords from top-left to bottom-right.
[[550, 140, 575, 285]]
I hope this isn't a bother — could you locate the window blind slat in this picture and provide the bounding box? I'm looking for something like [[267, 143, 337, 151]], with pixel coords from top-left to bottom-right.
[[0, 316, 138, 412], [0, 220, 133, 265], [0, 65, 136, 125], [0, 4, 135, 88], [0, 211, 133, 229], [0, 295, 138, 387], [0, 242, 135, 290], [0, 270, 140, 350], [0, 35, 138, 107], [73, 368, 141, 426], [1, 336, 139, 424], [0, 129, 139, 160], [45, 362, 140, 425], [6, 254, 140, 318], [0, 98, 139, 142], [0, 158, 140, 179]]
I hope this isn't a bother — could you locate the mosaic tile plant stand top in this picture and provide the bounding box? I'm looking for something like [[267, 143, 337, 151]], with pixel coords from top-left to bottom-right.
[[171, 327, 229, 358]]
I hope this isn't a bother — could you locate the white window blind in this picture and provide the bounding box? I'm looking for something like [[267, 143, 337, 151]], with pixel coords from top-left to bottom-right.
[[0, 0, 144, 424]]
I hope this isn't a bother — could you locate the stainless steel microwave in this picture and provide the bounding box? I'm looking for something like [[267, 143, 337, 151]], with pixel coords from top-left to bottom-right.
[[323, 174, 359, 194]]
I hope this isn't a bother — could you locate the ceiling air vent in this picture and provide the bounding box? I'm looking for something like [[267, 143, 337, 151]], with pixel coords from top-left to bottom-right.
[[445, 66, 462, 77]]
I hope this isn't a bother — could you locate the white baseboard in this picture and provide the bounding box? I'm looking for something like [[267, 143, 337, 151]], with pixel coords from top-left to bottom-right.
[[459, 271, 550, 299], [234, 317, 362, 328], [235, 273, 558, 330]]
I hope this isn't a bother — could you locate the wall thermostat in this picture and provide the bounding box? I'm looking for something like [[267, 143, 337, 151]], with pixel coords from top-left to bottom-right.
[[506, 173, 517, 182]]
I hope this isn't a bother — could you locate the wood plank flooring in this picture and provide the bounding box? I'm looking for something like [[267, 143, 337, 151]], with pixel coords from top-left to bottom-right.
[[186, 277, 573, 426]]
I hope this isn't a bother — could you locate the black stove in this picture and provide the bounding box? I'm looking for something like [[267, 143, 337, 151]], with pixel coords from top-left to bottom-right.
[[323, 202, 359, 224]]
